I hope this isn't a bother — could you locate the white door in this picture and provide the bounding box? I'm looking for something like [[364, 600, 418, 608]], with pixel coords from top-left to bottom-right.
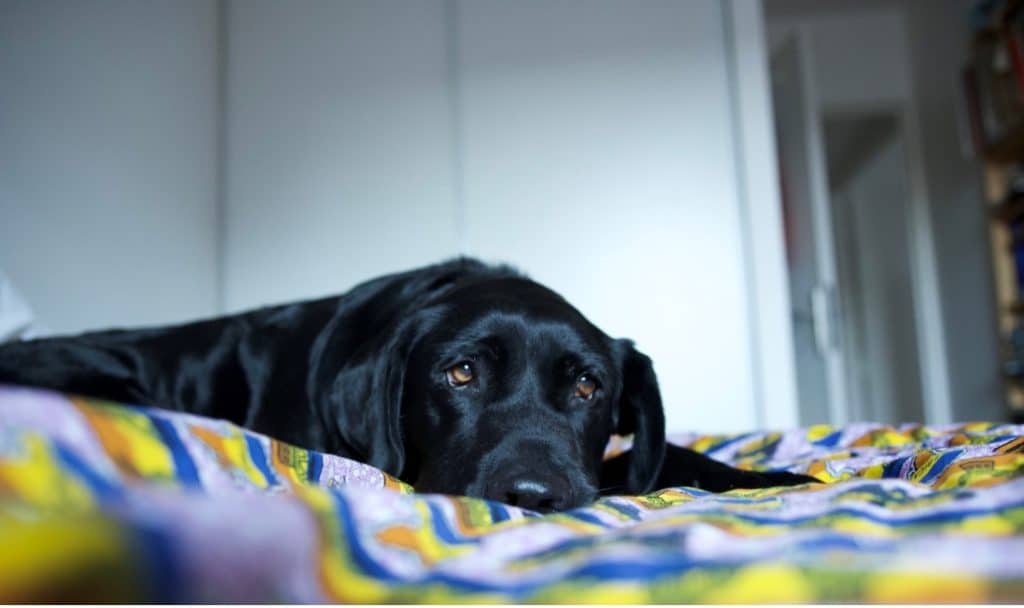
[[770, 30, 849, 426], [827, 119, 925, 425]]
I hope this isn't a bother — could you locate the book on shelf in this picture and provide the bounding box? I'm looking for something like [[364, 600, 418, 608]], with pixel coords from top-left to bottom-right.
[[964, 3, 1024, 158]]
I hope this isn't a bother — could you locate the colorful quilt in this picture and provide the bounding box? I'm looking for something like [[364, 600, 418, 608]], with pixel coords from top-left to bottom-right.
[[1, 383, 1023, 603]]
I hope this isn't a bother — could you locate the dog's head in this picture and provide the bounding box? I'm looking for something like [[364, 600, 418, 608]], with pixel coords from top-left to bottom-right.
[[322, 260, 666, 511]]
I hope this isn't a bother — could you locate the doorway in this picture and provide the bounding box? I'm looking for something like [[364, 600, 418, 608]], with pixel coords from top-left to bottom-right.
[[825, 111, 925, 424], [769, 28, 928, 425]]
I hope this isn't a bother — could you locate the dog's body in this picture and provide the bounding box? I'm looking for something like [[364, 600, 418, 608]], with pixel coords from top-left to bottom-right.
[[0, 259, 815, 510]]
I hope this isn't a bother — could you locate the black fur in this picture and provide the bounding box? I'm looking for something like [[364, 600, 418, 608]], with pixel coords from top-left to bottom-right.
[[0, 258, 817, 510]]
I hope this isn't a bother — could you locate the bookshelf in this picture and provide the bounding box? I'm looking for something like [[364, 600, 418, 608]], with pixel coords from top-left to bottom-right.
[[982, 164, 1024, 421], [967, 0, 1024, 422]]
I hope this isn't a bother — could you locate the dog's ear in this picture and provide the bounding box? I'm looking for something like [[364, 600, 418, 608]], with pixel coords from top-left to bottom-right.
[[361, 318, 420, 476], [327, 316, 422, 478], [315, 260, 491, 477], [613, 341, 666, 494]]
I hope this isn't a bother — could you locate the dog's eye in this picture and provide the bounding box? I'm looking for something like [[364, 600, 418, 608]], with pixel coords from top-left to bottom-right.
[[575, 374, 597, 400], [446, 362, 475, 386]]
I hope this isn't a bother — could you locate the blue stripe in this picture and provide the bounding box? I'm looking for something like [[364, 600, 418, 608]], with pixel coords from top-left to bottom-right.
[[919, 449, 963, 484], [307, 450, 323, 482], [734, 436, 782, 460], [569, 554, 699, 581], [566, 510, 605, 526], [524, 528, 611, 559], [882, 455, 910, 478], [703, 433, 754, 456], [672, 498, 1024, 528], [487, 501, 511, 523], [332, 490, 402, 581], [812, 430, 843, 448], [148, 416, 201, 488], [131, 522, 184, 602], [245, 435, 277, 487], [673, 487, 712, 498], [427, 501, 480, 545], [53, 442, 120, 500]]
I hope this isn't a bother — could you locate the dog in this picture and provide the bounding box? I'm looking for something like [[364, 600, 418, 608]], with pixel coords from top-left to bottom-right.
[[0, 258, 816, 510]]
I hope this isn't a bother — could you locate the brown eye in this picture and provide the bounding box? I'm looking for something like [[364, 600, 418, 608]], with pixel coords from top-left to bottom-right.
[[446, 362, 475, 386], [575, 374, 597, 400]]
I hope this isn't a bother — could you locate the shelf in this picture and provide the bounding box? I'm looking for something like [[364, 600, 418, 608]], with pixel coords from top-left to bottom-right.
[[973, 1, 1024, 423], [983, 122, 1024, 163], [1002, 0, 1024, 26], [990, 198, 1024, 222]]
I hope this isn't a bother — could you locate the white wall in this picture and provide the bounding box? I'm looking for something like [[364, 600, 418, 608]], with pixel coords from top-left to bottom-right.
[[0, 0, 219, 334], [224, 0, 764, 433], [457, 0, 757, 433], [2, 0, 782, 434], [223, 0, 460, 310]]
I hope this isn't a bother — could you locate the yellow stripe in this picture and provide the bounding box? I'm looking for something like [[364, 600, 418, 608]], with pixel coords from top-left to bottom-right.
[[0, 434, 95, 512], [189, 425, 267, 488], [866, 572, 989, 603], [0, 515, 139, 602], [73, 398, 175, 481]]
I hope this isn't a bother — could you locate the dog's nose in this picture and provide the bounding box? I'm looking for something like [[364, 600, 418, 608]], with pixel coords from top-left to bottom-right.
[[491, 476, 571, 512]]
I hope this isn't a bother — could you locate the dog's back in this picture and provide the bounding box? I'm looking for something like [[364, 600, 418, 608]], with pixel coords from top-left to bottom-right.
[[0, 257, 518, 443]]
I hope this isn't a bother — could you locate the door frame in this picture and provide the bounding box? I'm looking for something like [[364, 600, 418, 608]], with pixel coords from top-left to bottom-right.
[[724, 0, 801, 429], [821, 100, 954, 425], [772, 25, 851, 427], [893, 101, 954, 425]]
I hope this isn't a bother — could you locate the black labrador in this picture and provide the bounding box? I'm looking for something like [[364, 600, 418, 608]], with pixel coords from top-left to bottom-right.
[[0, 258, 816, 511]]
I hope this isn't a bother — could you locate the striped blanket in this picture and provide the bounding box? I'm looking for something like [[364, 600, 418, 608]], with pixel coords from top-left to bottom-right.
[[1, 384, 1022, 603]]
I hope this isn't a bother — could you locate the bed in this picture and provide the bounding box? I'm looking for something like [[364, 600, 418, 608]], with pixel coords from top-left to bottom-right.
[[1, 383, 1022, 603]]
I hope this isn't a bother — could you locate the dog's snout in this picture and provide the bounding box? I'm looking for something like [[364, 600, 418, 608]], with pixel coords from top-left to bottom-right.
[[490, 475, 571, 512]]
